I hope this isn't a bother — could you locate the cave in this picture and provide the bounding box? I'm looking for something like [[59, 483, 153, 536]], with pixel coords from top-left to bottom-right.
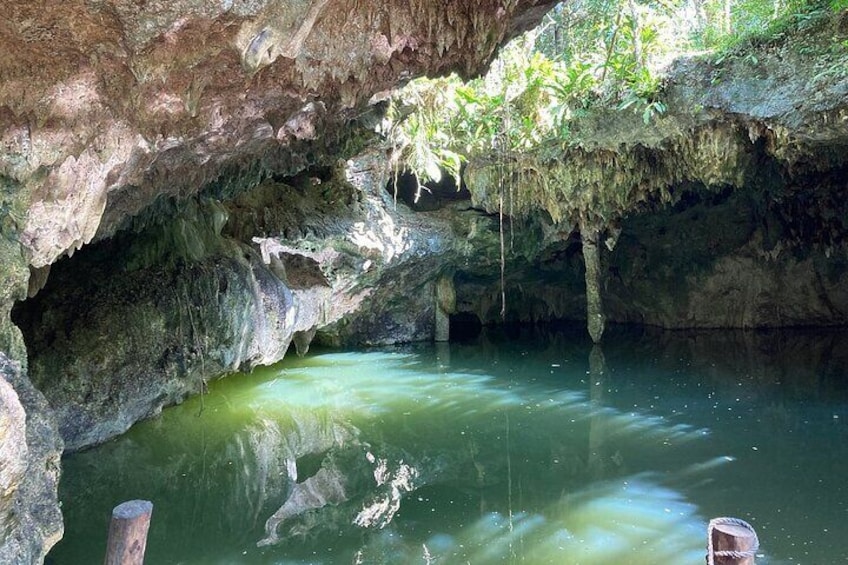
[[448, 311, 483, 341], [2, 1, 848, 564], [387, 169, 472, 211]]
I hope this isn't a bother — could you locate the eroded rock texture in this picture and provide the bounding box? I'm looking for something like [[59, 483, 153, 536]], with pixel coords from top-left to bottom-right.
[[1, 0, 553, 268], [14, 148, 488, 451], [16, 152, 473, 451], [0, 0, 557, 356], [0, 1, 556, 562], [2, 3, 848, 562], [0, 355, 63, 565], [458, 11, 848, 330]]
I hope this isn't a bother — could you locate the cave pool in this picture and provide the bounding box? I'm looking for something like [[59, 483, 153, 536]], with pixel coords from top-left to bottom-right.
[[48, 327, 848, 564]]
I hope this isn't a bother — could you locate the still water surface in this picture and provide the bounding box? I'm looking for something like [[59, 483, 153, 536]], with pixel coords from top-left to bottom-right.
[[49, 327, 848, 564]]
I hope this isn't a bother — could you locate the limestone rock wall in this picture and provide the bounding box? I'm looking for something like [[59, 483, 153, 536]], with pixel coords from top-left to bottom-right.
[[2, 4, 847, 563], [0, 355, 63, 565], [457, 10, 848, 331], [453, 184, 848, 331], [0, 0, 555, 365], [605, 186, 848, 329], [18, 249, 300, 451], [1, 2, 557, 561], [1, 0, 554, 268], [14, 150, 477, 452]]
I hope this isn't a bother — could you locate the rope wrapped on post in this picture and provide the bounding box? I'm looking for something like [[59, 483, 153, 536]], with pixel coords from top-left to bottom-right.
[[707, 516, 759, 565]]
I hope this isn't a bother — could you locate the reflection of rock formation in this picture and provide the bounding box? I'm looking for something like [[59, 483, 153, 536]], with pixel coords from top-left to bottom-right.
[[588, 344, 608, 478], [638, 327, 848, 404], [257, 446, 422, 546], [384, 477, 706, 564], [56, 405, 365, 559], [227, 412, 359, 530], [55, 346, 715, 562], [258, 460, 351, 546], [353, 453, 419, 529]]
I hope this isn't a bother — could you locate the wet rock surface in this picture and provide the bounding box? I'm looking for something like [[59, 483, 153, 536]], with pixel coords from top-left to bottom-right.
[[0, 355, 63, 565], [14, 151, 486, 451], [1, 3, 555, 559], [457, 11, 848, 330], [2, 4, 848, 563]]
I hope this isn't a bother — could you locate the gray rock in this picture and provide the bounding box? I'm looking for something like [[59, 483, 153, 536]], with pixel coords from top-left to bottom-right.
[[0, 354, 63, 565]]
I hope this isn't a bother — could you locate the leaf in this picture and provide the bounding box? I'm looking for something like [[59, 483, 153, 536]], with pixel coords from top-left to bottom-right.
[[618, 96, 638, 111], [424, 158, 442, 183], [455, 86, 479, 104]]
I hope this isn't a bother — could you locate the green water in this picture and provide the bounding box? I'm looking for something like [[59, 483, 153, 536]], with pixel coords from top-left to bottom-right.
[[49, 328, 848, 564]]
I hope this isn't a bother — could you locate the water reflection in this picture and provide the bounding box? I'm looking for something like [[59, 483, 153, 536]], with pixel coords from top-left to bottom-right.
[[50, 329, 848, 564], [348, 475, 705, 565]]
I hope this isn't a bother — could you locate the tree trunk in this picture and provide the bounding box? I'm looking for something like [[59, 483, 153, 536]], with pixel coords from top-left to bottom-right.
[[628, 0, 643, 71], [691, 0, 708, 35], [724, 0, 733, 35], [588, 344, 607, 477], [600, 10, 623, 84]]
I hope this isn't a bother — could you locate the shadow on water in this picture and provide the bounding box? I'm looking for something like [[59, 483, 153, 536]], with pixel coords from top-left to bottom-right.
[[49, 327, 848, 564]]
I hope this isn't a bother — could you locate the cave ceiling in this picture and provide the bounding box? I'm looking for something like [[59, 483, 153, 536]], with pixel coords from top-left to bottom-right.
[[0, 0, 557, 269]]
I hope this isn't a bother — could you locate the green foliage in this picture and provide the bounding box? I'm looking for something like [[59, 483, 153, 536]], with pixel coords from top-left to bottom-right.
[[386, 0, 844, 216], [386, 11, 671, 188], [387, 77, 465, 200], [698, 0, 838, 53]]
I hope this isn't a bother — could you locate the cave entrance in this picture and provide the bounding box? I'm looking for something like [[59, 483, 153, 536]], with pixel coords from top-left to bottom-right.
[[386, 170, 470, 211], [448, 311, 483, 341]]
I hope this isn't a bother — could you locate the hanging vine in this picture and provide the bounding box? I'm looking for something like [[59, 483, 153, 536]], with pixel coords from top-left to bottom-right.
[[497, 134, 507, 320]]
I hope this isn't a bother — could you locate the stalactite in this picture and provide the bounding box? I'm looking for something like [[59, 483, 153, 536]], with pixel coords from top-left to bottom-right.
[[581, 221, 605, 343]]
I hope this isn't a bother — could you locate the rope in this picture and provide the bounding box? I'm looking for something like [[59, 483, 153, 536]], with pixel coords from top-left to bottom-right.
[[707, 517, 759, 565]]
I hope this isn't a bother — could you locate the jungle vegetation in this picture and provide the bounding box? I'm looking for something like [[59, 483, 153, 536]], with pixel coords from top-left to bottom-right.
[[385, 0, 847, 214], [385, 0, 846, 335]]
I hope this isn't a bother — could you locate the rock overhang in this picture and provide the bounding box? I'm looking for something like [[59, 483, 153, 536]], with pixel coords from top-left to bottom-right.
[[1, 0, 558, 272]]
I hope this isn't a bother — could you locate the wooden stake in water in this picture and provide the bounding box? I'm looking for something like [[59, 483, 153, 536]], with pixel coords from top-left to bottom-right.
[[104, 500, 153, 565], [707, 517, 758, 565]]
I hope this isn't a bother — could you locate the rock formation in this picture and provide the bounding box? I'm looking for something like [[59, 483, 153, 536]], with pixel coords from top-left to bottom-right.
[[1, 1, 847, 562], [0, 1, 556, 561], [460, 10, 848, 331], [0, 354, 63, 565]]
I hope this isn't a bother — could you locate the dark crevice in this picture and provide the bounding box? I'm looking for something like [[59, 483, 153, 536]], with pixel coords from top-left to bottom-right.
[[387, 169, 471, 211], [295, 450, 330, 484], [272, 165, 334, 187], [449, 311, 482, 341]]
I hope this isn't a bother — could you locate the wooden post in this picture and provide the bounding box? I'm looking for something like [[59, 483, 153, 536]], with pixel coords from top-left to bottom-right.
[[105, 500, 153, 565], [708, 517, 758, 565]]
